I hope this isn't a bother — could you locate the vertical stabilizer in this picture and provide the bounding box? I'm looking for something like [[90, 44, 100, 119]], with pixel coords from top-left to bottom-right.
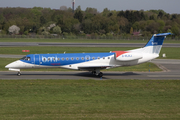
[[143, 33, 172, 54]]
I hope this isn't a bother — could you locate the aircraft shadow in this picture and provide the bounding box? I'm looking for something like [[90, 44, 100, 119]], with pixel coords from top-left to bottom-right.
[[75, 72, 140, 79], [2, 72, 140, 79]]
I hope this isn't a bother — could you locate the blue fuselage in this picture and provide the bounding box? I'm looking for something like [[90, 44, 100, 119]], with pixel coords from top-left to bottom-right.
[[21, 52, 114, 66]]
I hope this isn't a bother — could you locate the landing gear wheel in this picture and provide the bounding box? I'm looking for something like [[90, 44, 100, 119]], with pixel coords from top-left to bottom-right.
[[92, 71, 96, 75], [17, 72, 21, 76], [98, 72, 103, 77]]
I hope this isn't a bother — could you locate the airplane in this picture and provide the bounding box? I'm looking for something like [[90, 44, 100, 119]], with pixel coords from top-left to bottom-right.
[[5, 33, 172, 77]]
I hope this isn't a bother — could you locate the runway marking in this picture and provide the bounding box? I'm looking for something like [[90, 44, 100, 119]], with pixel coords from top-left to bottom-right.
[[148, 75, 180, 78]]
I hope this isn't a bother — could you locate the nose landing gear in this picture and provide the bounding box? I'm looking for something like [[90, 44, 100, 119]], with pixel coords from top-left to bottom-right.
[[17, 72, 21, 76]]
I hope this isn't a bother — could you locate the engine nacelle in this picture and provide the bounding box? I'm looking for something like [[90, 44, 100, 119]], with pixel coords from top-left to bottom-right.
[[115, 52, 143, 61]]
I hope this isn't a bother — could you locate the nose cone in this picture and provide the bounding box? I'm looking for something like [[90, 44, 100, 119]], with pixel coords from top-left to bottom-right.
[[5, 60, 23, 69], [5, 64, 11, 68]]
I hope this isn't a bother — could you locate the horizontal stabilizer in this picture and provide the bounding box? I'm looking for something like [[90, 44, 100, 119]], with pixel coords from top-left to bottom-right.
[[153, 33, 172, 37]]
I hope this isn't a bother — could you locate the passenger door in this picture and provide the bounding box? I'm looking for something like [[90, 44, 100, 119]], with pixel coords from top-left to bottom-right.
[[34, 54, 40, 66]]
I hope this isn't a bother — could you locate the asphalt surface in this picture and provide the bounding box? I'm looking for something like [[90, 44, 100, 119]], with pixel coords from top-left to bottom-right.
[[0, 57, 180, 80], [0, 54, 24, 58], [0, 42, 180, 47]]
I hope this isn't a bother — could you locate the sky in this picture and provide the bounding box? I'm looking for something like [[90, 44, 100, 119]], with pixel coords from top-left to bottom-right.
[[0, 0, 180, 14]]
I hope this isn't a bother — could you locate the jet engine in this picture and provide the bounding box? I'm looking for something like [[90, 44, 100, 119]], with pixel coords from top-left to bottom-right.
[[113, 51, 143, 61]]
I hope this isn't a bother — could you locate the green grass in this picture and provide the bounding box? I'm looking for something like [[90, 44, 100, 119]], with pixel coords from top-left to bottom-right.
[[0, 46, 135, 55], [0, 46, 134, 55], [0, 46, 180, 59], [104, 62, 161, 72], [159, 47, 180, 59], [0, 58, 161, 72], [0, 38, 147, 43], [0, 80, 180, 120], [0, 38, 180, 43]]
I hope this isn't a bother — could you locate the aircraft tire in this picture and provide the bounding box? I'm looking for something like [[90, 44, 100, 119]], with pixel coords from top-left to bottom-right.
[[17, 72, 21, 76], [98, 72, 103, 77], [92, 71, 96, 75]]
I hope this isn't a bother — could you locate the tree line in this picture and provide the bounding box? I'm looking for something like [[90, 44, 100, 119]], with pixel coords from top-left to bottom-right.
[[0, 6, 180, 37]]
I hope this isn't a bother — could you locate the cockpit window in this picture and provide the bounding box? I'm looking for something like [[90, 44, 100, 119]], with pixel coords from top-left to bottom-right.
[[21, 56, 31, 61], [27, 57, 30, 61], [21, 56, 26, 60]]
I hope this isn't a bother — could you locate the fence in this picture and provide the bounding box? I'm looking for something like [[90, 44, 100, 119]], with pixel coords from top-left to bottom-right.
[[0, 34, 179, 41]]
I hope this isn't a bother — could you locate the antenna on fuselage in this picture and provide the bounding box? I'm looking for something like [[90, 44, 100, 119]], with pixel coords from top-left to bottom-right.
[[64, 51, 66, 54]]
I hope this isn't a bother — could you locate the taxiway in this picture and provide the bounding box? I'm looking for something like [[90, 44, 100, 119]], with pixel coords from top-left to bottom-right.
[[0, 59, 180, 80]]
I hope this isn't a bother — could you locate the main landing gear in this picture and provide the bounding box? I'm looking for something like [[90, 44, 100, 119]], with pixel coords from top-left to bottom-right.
[[17, 72, 21, 76], [92, 70, 103, 77], [98, 72, 103, 77]]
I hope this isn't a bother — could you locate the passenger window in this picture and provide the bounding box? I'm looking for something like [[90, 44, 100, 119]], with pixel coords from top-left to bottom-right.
[[76, 57, 79, 60], [58, 58, 60, 61], [92, 57, 95, 60], [98, 57, 100, 59], [81, 57, 84, 60], [71, 58, 74, 60], [66, 58, 69, 61], [62, 58, 64, 61]]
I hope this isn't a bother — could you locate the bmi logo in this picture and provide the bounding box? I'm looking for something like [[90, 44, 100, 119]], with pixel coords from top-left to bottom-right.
[[152, 42, 158, 45]]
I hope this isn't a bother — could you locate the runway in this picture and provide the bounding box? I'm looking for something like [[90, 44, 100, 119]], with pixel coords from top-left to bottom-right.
[[0, 59, 180, 80], [0, 42, 180, 47]]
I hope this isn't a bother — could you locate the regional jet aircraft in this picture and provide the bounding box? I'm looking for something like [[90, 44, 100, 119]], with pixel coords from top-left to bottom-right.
[[5, 33, 172, 77]]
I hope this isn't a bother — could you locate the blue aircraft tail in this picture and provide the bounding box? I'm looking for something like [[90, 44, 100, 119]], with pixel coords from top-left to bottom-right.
[[143, 33, 172, 54]]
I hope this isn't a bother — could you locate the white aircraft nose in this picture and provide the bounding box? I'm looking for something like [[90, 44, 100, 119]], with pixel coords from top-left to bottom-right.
[[5, 64, 11, 68], [5, 60, 22, 69]]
